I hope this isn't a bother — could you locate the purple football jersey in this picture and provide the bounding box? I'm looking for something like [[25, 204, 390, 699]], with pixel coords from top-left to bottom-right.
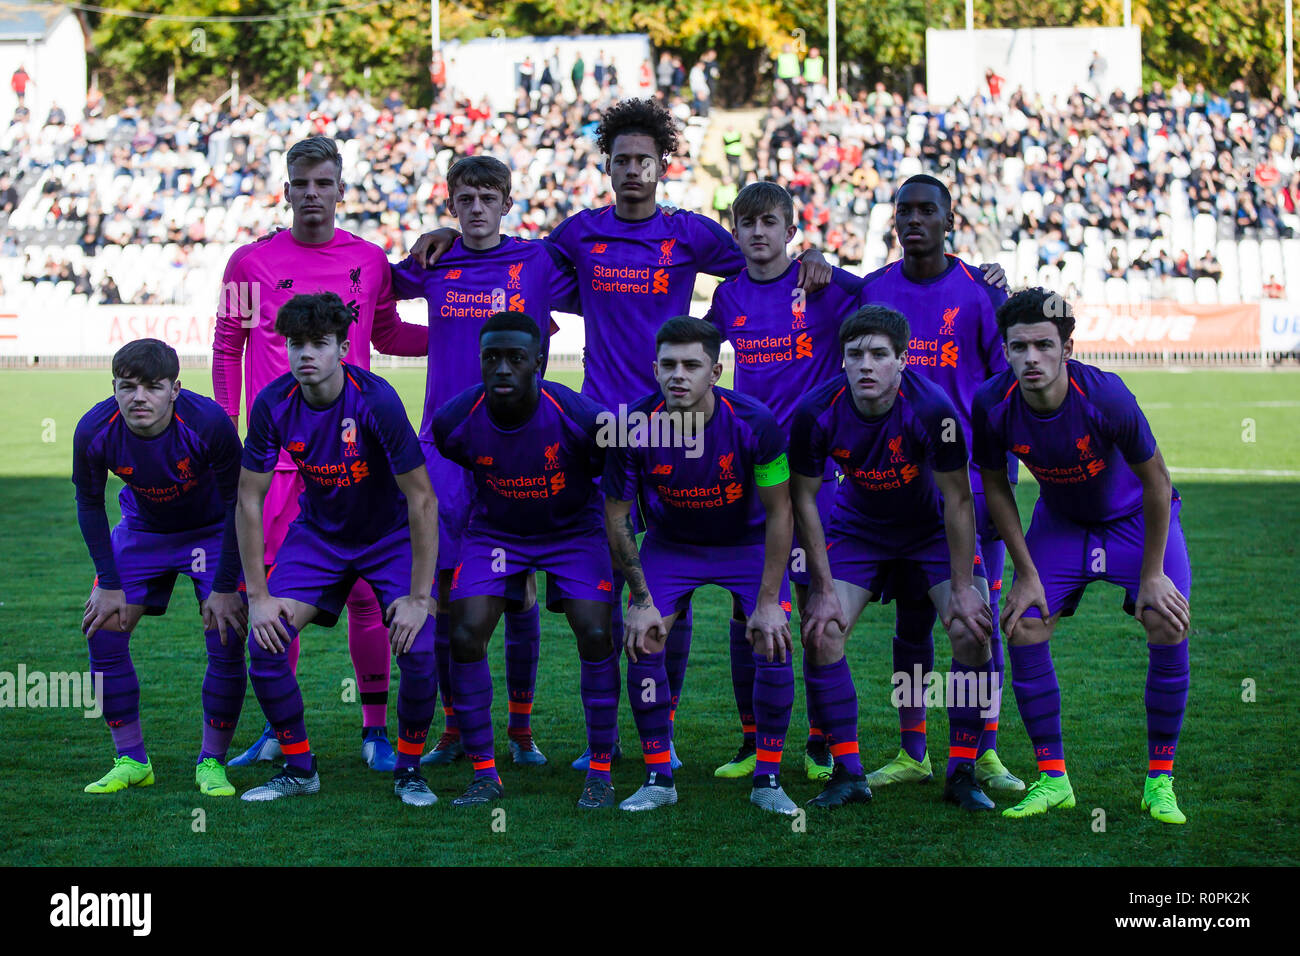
[[73, 390, 242, 591], [392, 236, 579, 442], [546, 205, 746, 407], [858, 254, 1015, 488], [971, 361, 1161, 525], [789, 368, 969, 553], [243, 364, 425, 543], [602, 386, 786, 547], [433, 380, 607, 537], [707, 262, 865, 432]]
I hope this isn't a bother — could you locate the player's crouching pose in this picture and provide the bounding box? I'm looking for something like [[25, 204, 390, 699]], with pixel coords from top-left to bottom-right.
[[972, 289, 1192, 824], [605, 317, 798, 815], [793, 306, 997, 812], [74, 339, 248, 796], [432, 312, 620, 809], [235, 293, 441, 805]]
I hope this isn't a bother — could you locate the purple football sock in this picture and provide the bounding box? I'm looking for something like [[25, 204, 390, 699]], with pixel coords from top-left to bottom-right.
[[1009, 641, 1066, 777], [946, 656, 991, 778], [728, 617, 756, 745], [451, 656, 497, 781], [580, 651, 620, 781], [979, 547, 1007, 757], [1146, 641, 1189, 778], [804, 655, 862, 776], [665, 605, 692, 733], [395, 615, 438, 770], [893, 599, 935, 762], [626, 649, 672, 782], [504, 604, 540, 736], [247, 623, 312, 771], [752, 653, 794, 781], [434, 611, 457, 737], [87, 628, 147, 764], [200, 627, 246, 762]]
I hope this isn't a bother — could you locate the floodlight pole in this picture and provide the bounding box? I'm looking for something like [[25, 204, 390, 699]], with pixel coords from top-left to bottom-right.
[[828, 0, 837, 99], [965, 0, 974, 30], [1123, 0, 1131, 26], [431, 1, 440, 55], [1288, 0, 1295, 105]]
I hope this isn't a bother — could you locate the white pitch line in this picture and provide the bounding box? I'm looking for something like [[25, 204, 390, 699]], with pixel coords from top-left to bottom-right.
[[1167, 467, 1300, 477], [1142, 401, 1300, 409]]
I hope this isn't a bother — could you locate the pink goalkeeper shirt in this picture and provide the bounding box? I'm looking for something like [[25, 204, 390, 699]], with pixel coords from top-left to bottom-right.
[[212, 228, 426, 468]]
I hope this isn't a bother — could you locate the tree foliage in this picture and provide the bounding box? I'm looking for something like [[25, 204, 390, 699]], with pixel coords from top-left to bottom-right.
[[84, 0, 1295, 108]]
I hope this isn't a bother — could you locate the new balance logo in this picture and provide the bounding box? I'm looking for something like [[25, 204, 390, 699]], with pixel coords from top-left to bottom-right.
[[939, 306, 958, 336], [591, 243, 607, 254], [651, 463, 673, 475], [1012, 443, 1031, 455], [115, 466, 134, 476], [444, 269, 462, 279], [831, 448, 852, 460], [940, 341, 959, 367], [732, 315, 747, 327], [475, 455, 494, 466], [652, 269, 669, 294], [276, 278, 294, 290], [597, 580, 613, 592], [287, 441, 306, 452]]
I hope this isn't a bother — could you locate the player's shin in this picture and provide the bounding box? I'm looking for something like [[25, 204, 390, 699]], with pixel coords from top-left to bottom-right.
[[504, 604, 541, 739], [449, 654, 498, 782], [665, 604, 692, 734], [434, 610, 457, 737], [88, 629, 148, 763], [394, 616, 438, 771], [1145, 639, 1189, 778], [894, 600, 936, 762], [626, 650, 673, 780], [946, 652, 992, 779], [803, 654, 863, 776], [729, 617, 757, 745], [200, 628, 246, 762], [346, 582, 391, 731], [579, 650, 620, 783], [1008, 640, 1066, 777], [247, 623, 313, 770], [752, 654, 794, 781]]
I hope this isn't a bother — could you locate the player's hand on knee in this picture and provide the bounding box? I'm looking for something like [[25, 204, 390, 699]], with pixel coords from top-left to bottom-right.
[[623, 600, 664, 663], [83, 587, 127, 638], [747, 601, 793, 663], [385, 595, 435, 655], [410, 227, 459, 269], [1136, 574, 1190, 635], [800, 586, 848, 646], [944, 584, 993, 646], [202, 590, 248, 645], [249, 595, 294, 653], [1001, 573, 1049, 641]]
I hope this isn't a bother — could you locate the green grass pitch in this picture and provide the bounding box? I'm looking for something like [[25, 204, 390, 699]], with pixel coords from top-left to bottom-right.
[[0, 367, 1296, 866]]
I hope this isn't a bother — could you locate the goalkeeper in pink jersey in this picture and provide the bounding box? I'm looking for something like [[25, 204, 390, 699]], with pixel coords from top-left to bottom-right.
[[212, 135, 427, 771]]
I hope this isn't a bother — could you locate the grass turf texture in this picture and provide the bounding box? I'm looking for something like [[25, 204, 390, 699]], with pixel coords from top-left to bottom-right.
[[0, 368, 1296, 866]]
